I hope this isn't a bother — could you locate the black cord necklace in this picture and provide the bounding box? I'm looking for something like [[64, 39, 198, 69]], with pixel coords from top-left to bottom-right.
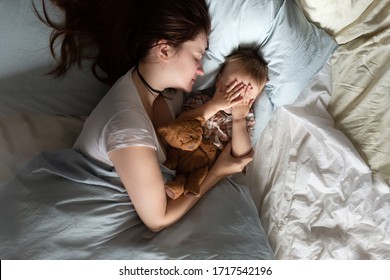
[[136, 67, 163, 98]]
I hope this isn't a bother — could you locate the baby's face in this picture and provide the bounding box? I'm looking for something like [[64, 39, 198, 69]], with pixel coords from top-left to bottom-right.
[[217, 61, 264, 110]]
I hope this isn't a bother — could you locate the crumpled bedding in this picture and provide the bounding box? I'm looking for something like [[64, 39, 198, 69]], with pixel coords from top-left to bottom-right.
[[0, 113, 85, 184], [0, 148, 274, 260], [234, 61, 390, 259], [298, 0, 390, 187]]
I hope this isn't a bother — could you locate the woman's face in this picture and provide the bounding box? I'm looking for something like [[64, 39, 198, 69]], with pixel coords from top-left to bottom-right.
[[169, 32, 208, 92]]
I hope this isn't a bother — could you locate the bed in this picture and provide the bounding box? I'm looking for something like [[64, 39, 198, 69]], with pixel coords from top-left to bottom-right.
[[1, 0, 389, 260]]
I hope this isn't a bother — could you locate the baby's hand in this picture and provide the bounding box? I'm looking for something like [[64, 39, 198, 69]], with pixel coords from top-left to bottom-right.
[[211, 81, 246, 112], [231, 85, 254, 120]]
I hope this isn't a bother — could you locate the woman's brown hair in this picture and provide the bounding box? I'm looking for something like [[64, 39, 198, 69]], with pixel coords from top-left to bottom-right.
[[34, 0, 211, 85]]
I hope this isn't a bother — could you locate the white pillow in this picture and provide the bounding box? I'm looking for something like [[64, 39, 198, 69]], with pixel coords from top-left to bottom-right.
[[296, 0, 374, 43]]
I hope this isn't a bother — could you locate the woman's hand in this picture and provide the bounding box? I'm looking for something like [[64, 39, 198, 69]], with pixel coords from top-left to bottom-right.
[[209, 142, 254, 179]]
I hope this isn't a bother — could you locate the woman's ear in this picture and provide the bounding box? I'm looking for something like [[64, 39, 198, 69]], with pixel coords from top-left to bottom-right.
[[155, 39, 172, 62]]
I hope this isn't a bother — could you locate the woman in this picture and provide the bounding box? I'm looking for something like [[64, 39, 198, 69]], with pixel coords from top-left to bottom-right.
[[37, 0, 253, 232]]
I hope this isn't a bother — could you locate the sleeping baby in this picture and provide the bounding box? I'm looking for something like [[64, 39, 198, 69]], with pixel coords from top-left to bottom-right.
[[179, 48, 269, 159]]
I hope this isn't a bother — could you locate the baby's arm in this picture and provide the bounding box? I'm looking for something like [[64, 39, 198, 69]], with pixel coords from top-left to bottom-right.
[[178, 81, 245, 121], [231, 86, 254, 158]]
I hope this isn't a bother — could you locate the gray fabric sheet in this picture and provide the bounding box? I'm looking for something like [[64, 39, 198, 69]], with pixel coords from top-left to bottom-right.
[[0, 149, 273, 260]]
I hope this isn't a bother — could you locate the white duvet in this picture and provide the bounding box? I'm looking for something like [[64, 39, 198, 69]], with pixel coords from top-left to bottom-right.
[[234, 62, 390, 259]]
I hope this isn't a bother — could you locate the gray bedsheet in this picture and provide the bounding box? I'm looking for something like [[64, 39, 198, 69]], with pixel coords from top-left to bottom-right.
[[0, 149, 273, 259]]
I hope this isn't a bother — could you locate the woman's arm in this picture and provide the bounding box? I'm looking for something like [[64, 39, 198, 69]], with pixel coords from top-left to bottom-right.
[[109, 143, 252, 232]]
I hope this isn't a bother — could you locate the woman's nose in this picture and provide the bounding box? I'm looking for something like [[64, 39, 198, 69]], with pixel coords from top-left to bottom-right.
[[196, 61, 204, 76]]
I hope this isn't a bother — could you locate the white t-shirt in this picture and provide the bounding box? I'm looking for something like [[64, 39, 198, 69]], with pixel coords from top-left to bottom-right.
[[73, 68, 184, 166]]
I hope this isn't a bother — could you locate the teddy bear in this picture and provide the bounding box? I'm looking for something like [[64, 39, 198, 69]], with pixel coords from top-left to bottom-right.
[[157, 116, 218, 199]]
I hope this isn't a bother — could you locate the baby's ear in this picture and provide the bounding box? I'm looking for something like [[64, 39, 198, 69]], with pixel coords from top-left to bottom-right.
[[249, 98, 255, 108]]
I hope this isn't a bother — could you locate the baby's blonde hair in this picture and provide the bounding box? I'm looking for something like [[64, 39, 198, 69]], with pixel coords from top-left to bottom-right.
[[220, 48, 268, 89]]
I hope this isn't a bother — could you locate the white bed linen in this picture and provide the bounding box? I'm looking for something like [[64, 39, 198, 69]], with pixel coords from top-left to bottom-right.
[[297, 0, 390, 186], [234, 61, 390, 259]]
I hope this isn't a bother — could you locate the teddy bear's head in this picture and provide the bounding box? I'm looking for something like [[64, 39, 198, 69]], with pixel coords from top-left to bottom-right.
[[157, 116, 205, 151]]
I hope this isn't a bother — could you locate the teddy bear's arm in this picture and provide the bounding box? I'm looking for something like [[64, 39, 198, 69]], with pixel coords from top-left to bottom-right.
[[163, 147, 180, 170], [184, 166, 208, 197], [165, 174, 186, 199]]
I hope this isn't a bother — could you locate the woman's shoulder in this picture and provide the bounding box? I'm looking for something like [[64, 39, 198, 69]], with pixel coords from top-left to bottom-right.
[[95, 69, 140, 110], [80, 69, 145, 135], [106, 70, 136, 98]]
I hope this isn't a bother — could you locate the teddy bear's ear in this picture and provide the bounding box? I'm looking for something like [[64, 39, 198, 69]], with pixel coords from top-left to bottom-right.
[[157, 125, 168, 138], [195, 116, 206, 126]]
